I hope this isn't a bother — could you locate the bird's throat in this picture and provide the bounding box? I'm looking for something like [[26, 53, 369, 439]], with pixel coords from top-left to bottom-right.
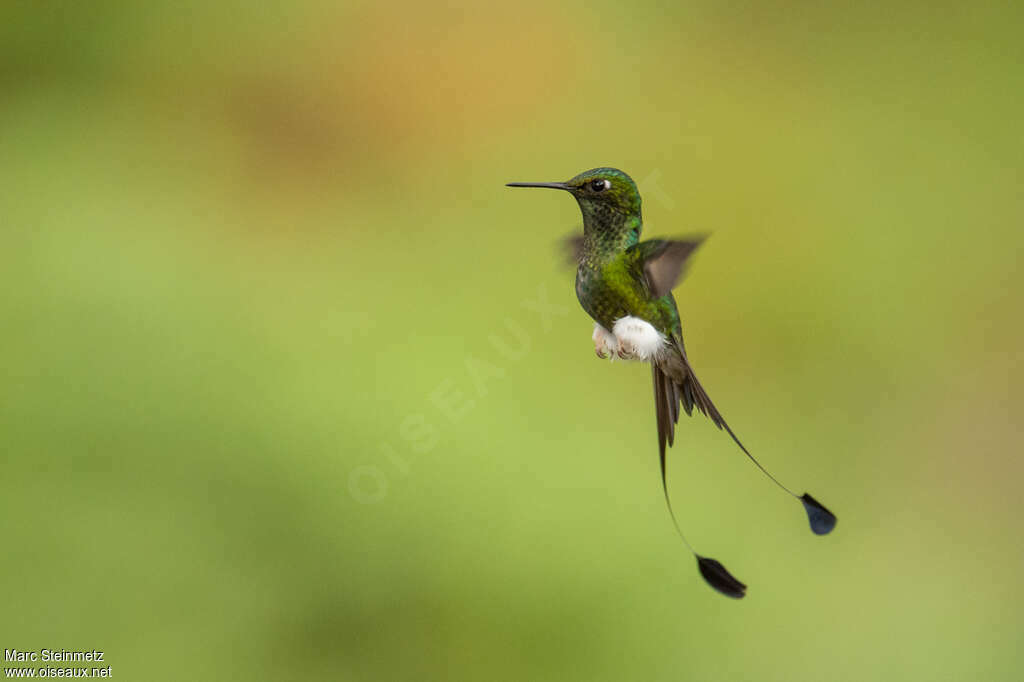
[[580, 207, 642, 263]]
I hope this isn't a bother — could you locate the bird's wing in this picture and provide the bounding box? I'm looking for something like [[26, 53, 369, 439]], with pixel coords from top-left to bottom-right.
[[627, 237, 707, 298], [559, 232, 585, 267]]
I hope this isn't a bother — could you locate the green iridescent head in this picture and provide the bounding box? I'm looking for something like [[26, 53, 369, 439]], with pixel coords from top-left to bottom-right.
[[507, 167, 642, 219], [564, 167, 641, 215]]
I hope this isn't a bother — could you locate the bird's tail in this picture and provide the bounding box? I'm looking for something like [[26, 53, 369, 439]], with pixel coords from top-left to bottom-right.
[[654, 340, 785, 488], [653, 338, 837, 535], [651, 340, 719, 459]]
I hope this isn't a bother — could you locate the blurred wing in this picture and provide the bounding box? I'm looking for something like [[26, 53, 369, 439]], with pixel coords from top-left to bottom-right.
[[558, 232, 585, 267], [631, 237, 707, 298]]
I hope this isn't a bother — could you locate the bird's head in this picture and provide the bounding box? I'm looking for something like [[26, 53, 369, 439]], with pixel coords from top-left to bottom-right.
[[507, 167, 642, 221]]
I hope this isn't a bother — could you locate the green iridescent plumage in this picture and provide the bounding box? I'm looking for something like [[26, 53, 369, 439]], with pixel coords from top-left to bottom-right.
[[507, 167, 837, 599], [509, 167, 712, 456]]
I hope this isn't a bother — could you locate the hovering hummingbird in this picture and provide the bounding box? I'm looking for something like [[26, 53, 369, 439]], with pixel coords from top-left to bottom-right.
[[507, 167, 836, 598]]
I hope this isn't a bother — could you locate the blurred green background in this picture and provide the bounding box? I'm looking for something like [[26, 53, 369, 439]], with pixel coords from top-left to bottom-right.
[[2, 1, 1022, 680]]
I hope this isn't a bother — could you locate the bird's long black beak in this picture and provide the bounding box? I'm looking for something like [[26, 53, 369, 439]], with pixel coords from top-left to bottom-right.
[[505, 182, 571, 190]]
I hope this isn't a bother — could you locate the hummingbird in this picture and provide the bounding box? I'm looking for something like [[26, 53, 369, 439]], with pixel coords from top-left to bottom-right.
[[507, 167, 836, 599]]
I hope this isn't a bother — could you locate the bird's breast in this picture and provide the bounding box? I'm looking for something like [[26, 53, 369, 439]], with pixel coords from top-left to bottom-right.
[[576, 265, 630, 331]]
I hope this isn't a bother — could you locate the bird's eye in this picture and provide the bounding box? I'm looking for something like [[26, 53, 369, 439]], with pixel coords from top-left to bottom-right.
[[589, 179, 610, 192]]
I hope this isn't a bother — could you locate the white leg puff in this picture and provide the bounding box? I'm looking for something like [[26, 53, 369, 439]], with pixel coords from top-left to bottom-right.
[[593, 323, 618, 359], [611, 316, 666, 361]]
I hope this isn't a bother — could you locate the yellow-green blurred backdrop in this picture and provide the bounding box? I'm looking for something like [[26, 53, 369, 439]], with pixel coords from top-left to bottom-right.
[[2, 1, 1022, 680]]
